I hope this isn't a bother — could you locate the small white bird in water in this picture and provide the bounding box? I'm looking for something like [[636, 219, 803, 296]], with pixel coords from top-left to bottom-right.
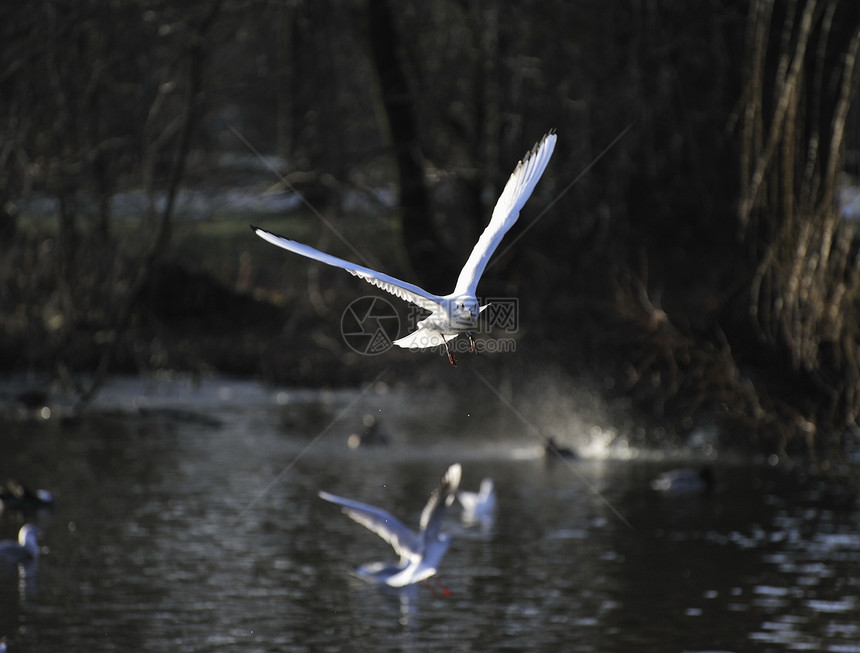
[[0, 524, 40, 565], [457, 478, 496, 524], [319, 463, 461, 588], [253, 131, 556, 365]]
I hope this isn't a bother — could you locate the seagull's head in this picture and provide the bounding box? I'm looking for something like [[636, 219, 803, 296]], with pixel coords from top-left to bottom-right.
[[449, 296, 480, 328]]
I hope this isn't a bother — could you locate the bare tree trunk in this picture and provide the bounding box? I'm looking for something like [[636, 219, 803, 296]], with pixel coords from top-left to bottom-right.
[[365, 0, 443, 290]]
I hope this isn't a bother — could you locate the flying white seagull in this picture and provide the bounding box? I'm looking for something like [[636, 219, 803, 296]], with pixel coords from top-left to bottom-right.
[[318, 463, 461, 588], [253, 131, 556, 365]]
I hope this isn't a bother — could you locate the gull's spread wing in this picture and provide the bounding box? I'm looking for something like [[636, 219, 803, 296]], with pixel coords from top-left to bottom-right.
[[253, 226, 444, 312], [418, 463, 461, 543], [453, 131, 557, 296], [318, 491, 423, 560]]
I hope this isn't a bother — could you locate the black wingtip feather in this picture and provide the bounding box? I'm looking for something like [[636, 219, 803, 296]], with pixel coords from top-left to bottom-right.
[[523, 130, 557, 164]]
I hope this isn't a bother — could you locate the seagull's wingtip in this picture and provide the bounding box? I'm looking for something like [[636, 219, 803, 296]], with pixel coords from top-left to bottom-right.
[[446, 463, 463, 488], [522, 130, 557, 164], [318, 490, 348, 505]]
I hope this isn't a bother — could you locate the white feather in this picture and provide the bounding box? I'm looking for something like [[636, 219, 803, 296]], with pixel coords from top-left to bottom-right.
[[453, 132, 557, 296]]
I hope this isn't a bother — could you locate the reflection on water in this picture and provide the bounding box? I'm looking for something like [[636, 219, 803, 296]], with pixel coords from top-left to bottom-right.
[[0, 375, 859, 652]]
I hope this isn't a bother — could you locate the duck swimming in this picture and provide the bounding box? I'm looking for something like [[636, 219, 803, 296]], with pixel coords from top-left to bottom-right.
[[0, 524, 40, 565], [0, 479, 55, 514], [650, 467, 715, 494]]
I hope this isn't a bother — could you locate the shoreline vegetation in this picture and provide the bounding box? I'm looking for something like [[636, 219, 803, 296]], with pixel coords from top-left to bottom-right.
[[1, 200, 856, 467], [1, 1, 859, 467]]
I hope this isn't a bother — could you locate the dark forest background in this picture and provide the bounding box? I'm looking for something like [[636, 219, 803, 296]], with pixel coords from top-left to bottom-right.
[[1, 0, 859, 464]]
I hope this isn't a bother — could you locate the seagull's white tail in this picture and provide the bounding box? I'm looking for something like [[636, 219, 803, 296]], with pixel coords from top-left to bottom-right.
[[393, 328, 458, 350]]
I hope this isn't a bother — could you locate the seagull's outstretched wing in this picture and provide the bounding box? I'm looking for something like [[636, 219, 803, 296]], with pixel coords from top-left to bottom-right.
[[418, 463, 461, 543], [453, 131, 557, 296], [318, 491, 423, 560], [252, 226, 444, 312]]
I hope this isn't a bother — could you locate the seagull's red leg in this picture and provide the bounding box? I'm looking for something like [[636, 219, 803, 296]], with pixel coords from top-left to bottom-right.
[[420, 577, 451, 597], [432, 576, 451, 597], [467, 331, 477, 354], [444, 340, 457, 366]]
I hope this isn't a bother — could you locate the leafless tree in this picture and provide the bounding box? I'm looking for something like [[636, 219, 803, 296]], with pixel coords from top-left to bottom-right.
[[737, 0, 860, 447]]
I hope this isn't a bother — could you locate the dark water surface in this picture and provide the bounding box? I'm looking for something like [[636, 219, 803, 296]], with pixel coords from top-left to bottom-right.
[[1, 376, 859, 652]]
